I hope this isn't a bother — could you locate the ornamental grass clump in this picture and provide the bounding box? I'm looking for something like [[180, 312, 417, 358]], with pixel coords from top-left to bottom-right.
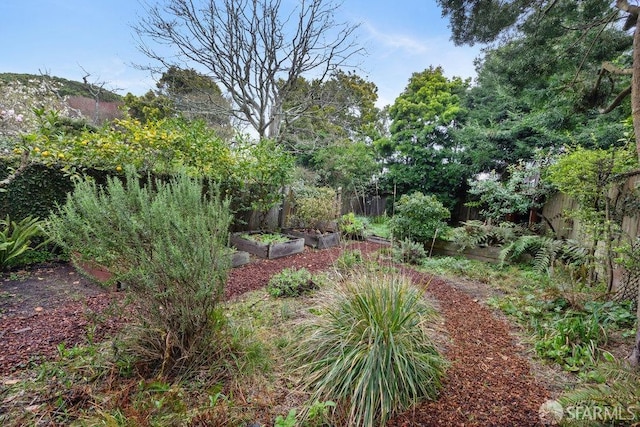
[[293, 270, 447, 426], [48, 168, 232, 377]]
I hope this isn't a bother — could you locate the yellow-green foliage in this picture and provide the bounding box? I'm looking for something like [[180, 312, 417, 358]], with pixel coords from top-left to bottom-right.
[[18, 116, 234, 178], [291, 186, 337, 230], [10, 114, 294, 223]]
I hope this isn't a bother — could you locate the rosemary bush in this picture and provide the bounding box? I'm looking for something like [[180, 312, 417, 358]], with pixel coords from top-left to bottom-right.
[[293, 270, 446, 426], [48, 169, 232, 376]]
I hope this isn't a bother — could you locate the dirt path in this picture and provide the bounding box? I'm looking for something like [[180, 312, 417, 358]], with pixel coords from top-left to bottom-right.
[[389, 268, 550, 426], [1, 243, 551, 425]]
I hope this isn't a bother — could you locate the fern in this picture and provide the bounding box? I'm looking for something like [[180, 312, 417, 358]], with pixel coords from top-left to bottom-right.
[[501, 235, 588, 275], [500, 235, 543, 263], [559, 363, 640, 426], [450, 220, 527, 251], [533, 237, 564, 274]]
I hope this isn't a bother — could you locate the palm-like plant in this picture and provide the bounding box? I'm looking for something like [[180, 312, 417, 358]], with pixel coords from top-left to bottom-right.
[[293, 270, 447, 426], [0, 215, 48, 269]]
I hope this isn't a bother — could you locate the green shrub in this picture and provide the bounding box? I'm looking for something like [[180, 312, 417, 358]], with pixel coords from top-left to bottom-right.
[[0, 162, 75, 220], [47, 169, 232, 376], [393, 239, 427, 265], [533, 311, 603, 371], [267, 268, 317, 298], [293, 271, 447, 426], [338, 213, 369, 240], [334, 249, 363, 271], [290, 186, 337, 231], [489, 290, 635, 371], [0, 215, 49, 270], [389, 192, 450, 244]]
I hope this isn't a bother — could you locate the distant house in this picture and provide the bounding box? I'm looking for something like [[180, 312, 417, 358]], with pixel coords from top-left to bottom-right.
[[67, 96, 124, 125]]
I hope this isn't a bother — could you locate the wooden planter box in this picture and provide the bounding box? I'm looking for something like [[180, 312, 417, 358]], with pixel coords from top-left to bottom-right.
[[230, 232, 305, 259], [429, 239, 502, 264], [71, 253, 114, 286], [284, 229, 340, 249], [75, 259, 113, 283]]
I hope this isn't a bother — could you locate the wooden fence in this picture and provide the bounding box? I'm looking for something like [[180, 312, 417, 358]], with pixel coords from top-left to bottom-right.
[[541, 173, 640, 293]]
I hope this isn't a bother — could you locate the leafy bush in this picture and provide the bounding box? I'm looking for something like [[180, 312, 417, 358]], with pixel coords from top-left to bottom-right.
[[0, 161, 75, 221], [290, 186, 337, 232], [267, 268, 317, 298], [0, 215, 48, 270], [338, 213, 369, 240], [389, 192, 450, 244], [230, 138, 294, 228], [466, 159, 553, 222], [533, 310, 603, 371], [489, 291, 635, 371], [47, 169, 232, 376], [393, 239, 427, 265], [293, 271, 446, 426], [334, 249, 363, 271]]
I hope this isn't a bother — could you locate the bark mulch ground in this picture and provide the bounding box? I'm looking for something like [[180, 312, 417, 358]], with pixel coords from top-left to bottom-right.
[[0, 242, 551, 425], [389, 268, 550, 426]]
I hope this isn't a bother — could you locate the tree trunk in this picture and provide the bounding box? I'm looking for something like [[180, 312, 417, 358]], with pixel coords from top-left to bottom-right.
[[633, 14, 640, 162], [616, 0, 640, 367], [631, 6, 640, 367]]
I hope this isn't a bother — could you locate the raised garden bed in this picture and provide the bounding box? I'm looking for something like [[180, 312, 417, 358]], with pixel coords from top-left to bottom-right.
[[72, 256, 114, 285], [284, 229, 340, 249], [230, 232, 305, 259], [429, 239, 502, 263]]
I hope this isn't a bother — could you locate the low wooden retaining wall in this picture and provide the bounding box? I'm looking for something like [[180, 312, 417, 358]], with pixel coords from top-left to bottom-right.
[[429, 239, 502, 264]]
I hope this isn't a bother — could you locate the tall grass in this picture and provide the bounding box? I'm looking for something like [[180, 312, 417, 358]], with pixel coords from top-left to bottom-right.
[[293, 270, 447, 426]]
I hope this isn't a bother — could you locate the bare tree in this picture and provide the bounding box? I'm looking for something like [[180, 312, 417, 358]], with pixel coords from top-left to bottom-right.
[[134, 0, 363, 139], [79, 66, 123, 124]]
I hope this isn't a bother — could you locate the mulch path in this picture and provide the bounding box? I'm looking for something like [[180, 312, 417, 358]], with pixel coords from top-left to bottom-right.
[[0, 241, 551, 425], [389, 268, 550, 426]]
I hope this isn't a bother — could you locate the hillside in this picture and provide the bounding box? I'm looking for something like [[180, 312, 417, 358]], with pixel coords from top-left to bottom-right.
[[0, 72, 122, 102]]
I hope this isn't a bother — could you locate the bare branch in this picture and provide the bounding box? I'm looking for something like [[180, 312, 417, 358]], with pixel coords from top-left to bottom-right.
[[134, 0, 362, 139], [600, 84, 631, 114], [601, 61, 633, 75]]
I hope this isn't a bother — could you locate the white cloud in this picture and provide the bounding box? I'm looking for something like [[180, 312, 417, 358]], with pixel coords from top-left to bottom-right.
[[362, 22, 430, 55], [359, 22, 481, 108]]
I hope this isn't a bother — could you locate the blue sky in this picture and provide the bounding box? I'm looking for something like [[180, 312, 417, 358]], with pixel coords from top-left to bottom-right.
[[0, 0, 482, 107]]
